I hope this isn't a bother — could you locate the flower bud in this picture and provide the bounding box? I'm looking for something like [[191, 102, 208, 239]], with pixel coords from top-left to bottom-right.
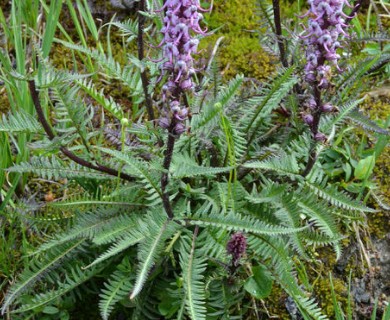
[[308, 97, 317, 110], [321, 103, 334, 112], [314, 132, 327, 142], [303, 114, 314, 125], [120, 118, 129, 127], [173, 122, 186, 135], [159, 117, 170, 129]]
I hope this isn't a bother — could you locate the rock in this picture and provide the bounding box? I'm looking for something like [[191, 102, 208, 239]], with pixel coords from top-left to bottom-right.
[[110, 0, 135, 10]]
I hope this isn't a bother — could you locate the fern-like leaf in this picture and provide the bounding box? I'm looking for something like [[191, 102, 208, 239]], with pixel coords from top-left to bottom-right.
[[185, 210, 305, 235], [243, 153, 300, 176], [179, 233, 207, 320], [171, 154, 233, 178], [85, 228, 146, 269], [305, 182, 376, 212], [97, 147, 163, 204], [248, 235, 328, 320], [7, 156, 115, 180], [99, 258, 133, 320], [321, 98, 365, 133], [109, 19, 140, 42], [11, 265, 99, 314], [347, 109, 389, 136], [216, 74, 244, 107], [0, 110, 41, 133], [297, 195, 339, 240], [244, 66, 296, 134], [35, 210, 127, 254], [130, 210, 177, 299], [1, 239, 84, 314]]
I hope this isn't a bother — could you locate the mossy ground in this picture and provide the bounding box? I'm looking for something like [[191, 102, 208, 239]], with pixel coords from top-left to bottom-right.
[[201, 0, 275, 80], [362, 95, 390, 238]]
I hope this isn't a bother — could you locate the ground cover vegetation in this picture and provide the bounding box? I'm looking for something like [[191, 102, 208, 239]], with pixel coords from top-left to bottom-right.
[[0, 0, 389, 319]]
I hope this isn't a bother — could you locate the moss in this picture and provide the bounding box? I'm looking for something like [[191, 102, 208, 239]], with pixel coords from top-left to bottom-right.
[[314, 276, 350, 317], [202, 34, 274, 80], [207, 0, 259, 33], [200, 0, 275, 80], [264, 284, 291, 319], [360, 96, 390, 238], [0, 88, 10, 114]]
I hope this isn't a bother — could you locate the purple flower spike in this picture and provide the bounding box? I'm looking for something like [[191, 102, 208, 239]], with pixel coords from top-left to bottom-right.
[[157, 0, 210, 134], [302, 0, 351, 83], [227, 232, 247, 266], [159, 0, 207, 98]]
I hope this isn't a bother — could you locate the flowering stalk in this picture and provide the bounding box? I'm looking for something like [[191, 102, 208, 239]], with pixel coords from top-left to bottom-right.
[[158, 0, 211, 218], [272, 0, 288, 67], [138, 0, 155, 121], [301, 0, 357, 176]]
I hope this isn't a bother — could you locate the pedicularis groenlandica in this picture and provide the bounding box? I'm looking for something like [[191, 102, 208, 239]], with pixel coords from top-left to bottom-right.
[[1, 0, 388, 319]]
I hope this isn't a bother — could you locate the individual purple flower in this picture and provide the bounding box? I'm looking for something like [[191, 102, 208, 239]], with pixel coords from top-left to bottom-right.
[[227, 232, 247, 266]]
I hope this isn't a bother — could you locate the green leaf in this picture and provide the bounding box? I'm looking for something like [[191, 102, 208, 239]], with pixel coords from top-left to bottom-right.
[[322, 98, 365, 132], [354, 154, 375, 180], [7, 156, 115, 180], [216, 74, 243, 107], [171, 154, 233, 178], [245, 66, 296, 134], [185, 211, 305, 235], [244, 265, 273, 299], [99, 260, 133, 320], [305, 182, 376, 212], [76, 79, 124, 120], [0, 109, 41, 134], [12, 266, 99, 314], [180, 234, 207, 320], [129, 211, 178, 299], [1, 239, 84, 313], [42, 306, 60, 315], [85, 229, 145, 269]]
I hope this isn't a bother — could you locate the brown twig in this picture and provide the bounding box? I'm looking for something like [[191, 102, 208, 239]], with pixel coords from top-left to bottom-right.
[[161, 121, 177, 219], [138, 0, 156, 122], [301, 84, 322, 177], [346, 0, 364, 25], [28, 80, 135, 182], [272, 0, 288, 68]]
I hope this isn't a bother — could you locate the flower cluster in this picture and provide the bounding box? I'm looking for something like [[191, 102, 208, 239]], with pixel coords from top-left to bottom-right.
[[158, 0, 209, 135], [301, 0, 354, 141], [227, 232, 247, 266], [302, 0, 354, 88]]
